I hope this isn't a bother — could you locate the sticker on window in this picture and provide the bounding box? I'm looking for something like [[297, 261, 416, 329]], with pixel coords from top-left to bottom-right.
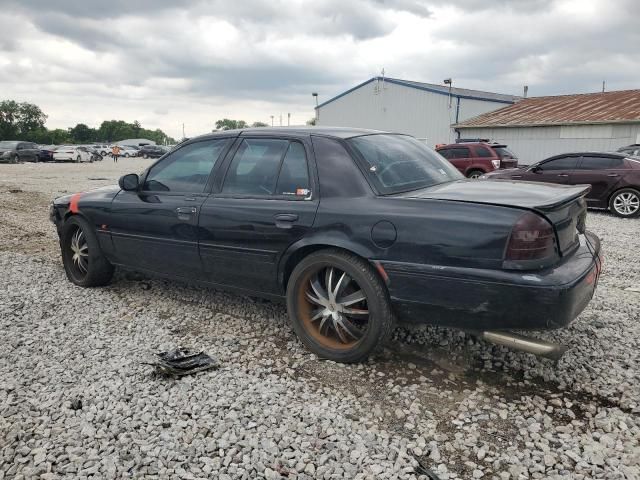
[[296, 188, 310, 196]]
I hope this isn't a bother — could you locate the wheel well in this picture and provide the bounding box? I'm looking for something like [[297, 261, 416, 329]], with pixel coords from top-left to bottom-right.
[[281, 245, 370, 291], [608, 186, 640, 205]]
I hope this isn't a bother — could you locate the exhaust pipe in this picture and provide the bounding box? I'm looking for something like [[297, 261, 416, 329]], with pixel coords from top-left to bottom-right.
[[480, 331, 567, 361]]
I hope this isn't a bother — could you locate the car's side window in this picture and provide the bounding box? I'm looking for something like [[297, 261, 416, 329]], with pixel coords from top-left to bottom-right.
[[143, 139, 228, 193], [475, 146, 492, 157], [540, 156, 578, 171], [222, 139, 289, 195], [437, 149, 451, 159], [577, 156, 614, 170], [275, 142, 310, 196], [450, 148, 470, 159]]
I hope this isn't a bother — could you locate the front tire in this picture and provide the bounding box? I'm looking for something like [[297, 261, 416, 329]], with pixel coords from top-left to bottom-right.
[[286, 249, 395, 363], [61, 216, 114, 287], [467, 169, 484, 179], [609, 188, 640, 218], [12, 154, 19, 164]]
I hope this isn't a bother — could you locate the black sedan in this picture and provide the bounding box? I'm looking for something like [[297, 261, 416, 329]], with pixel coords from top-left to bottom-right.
[[138, 145, 168, 159], [50, 128, 602, 362]]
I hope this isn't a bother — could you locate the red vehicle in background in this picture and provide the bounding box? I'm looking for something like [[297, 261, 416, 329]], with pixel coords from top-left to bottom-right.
[[436, 141, 519, 178]]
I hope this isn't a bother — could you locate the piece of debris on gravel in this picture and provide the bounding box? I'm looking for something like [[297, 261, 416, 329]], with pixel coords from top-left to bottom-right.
[[1, 161, 639, 479]]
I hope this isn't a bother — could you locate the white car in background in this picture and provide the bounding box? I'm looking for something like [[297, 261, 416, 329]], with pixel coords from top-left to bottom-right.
[[53, 145, 94, 163], [118, 145, 139, 157]]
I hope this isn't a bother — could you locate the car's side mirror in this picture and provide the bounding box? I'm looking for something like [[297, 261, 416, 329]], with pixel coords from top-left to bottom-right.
[[119, 173, 140, 191], [530, 165, 541, 173]]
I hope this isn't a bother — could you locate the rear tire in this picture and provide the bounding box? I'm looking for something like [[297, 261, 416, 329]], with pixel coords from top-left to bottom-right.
[[286, 249, 395, 363], [61, 216, 114, 287], [467, 169, 484, 179], [609, 188, 640, 218]]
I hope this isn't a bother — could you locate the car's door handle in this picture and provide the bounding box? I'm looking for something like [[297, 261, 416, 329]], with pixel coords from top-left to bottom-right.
[[607, 173, 619, 177], [274, 213, 299, 229], [176, 206, 197, 214], [557, 173, 569, 177], [511, 175, 522, 179]]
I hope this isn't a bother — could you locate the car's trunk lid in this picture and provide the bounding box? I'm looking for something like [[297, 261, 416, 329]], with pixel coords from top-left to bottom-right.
[[395, 179, 589, 256]]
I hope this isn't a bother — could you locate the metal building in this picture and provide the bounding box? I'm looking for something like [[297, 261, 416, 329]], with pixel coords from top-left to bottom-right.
[[455, 90, 640, 164], [315, 77, 518, 146]]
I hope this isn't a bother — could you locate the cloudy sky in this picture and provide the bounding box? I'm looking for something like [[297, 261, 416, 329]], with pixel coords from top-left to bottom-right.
[[1, 0, 638, 139]]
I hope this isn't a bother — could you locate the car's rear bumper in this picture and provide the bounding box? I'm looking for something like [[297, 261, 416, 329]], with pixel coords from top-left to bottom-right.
[[381, 231, 601, 331]]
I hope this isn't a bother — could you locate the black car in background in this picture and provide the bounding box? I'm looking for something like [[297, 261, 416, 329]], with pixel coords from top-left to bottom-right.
[[0, 141, 40, 163], [38, 145, 58, 162], [484, 152, 640, 218], [138, 145, 167, 159], [50, 128, 601, 362]]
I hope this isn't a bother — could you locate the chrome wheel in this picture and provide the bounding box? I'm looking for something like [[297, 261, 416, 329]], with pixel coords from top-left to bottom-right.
[[299, 266, 369, 348], [613, 192, 639, 216], [69, 227, 89, 276]]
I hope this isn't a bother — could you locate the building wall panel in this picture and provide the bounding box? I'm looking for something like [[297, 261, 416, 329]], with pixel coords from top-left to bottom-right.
[[317, 81, 511, 146], [459, 124, 640, 164]]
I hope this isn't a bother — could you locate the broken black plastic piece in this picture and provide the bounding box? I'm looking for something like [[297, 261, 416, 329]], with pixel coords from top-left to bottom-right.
[[151, 348, 218, 376]]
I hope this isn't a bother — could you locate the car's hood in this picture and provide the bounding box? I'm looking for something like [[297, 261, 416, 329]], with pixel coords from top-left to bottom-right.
[[484, 167, 528, 177], [394, 179, 590, 211], [53, 184, 121, 206], [0, 147, 13, 153]]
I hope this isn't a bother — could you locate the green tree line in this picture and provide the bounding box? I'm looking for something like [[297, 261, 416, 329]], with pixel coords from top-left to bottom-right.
[[0, 100, 176, 145]]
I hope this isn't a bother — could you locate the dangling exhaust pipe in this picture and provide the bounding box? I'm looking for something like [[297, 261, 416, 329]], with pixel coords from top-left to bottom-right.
[[480, 331, 567, 361]]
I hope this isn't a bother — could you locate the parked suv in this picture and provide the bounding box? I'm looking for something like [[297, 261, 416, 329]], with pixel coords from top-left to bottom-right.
[[436, 142, 518, 178], [138, 145, 167, 159], [0, 141, 40, 163]]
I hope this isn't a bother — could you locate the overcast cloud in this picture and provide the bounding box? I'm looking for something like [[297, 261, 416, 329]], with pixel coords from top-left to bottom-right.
[[1, 0, 638, 138]]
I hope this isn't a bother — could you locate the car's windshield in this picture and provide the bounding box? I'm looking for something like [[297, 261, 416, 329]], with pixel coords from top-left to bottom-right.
[[0, 141, 19, 148], [347, 134, 463, 194]]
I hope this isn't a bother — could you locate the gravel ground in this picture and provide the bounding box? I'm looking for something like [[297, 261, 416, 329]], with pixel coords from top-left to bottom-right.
[[1, 159, 639, 479]]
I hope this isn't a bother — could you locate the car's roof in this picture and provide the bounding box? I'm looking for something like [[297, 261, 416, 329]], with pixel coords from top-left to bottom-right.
[[192, 126, 389, 141], [545, 151, 628, 159]]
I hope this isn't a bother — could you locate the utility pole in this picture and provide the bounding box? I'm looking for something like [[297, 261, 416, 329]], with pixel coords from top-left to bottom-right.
[[602, 80, 606, 93], [287, 113, 290, 127], [270, 115, 274, 126], [279, 114, 282, 126], [312, 93, 319, 123], [182, 123, 185, 139]]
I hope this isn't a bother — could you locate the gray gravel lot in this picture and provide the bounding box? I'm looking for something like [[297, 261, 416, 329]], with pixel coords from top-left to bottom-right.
[[1, 159, 639, 479]]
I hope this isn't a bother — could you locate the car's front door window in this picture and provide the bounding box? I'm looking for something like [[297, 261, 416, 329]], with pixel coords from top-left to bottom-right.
[[143, 139, 229, 193], [539, 156, 578, 171]]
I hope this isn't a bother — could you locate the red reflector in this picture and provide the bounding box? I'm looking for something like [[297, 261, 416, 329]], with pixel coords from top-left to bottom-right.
[[505, 212, 555, 261], [69, 193, 82, 213]]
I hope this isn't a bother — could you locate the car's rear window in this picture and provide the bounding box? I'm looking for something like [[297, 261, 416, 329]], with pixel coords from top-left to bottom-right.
[[347, 134, 462, 194], [494, 146, 517, 159]]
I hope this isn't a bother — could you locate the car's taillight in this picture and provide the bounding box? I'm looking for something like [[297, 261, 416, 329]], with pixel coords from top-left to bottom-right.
[[491, 159, 500, 169], [505, 212, 556, 262]]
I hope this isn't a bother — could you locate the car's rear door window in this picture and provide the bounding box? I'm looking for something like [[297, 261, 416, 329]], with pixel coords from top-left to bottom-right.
[[222, 139, 289, 195], [274, 142, 310, 197], [222, 139, 311, 198], [474, 146, 493, 157], [449, 147, 470, 159], [143, 139, 229, 193], [576, 156, 615, 169]]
